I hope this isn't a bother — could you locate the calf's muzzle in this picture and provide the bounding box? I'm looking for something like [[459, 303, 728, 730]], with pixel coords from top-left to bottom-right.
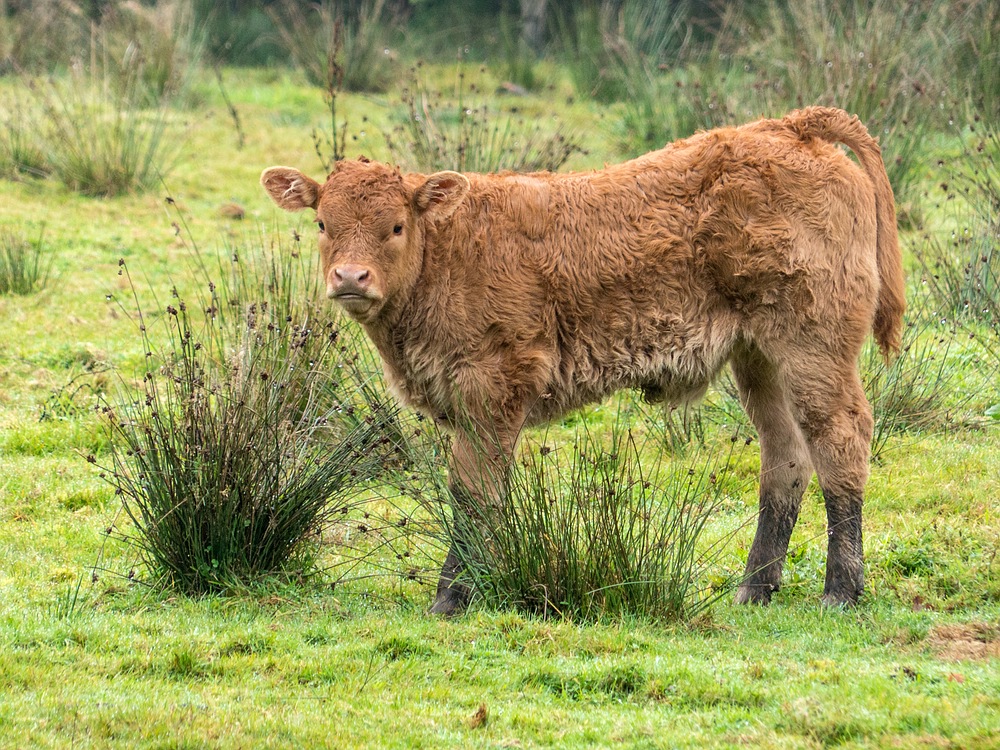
[[328, 264, 372, 299]]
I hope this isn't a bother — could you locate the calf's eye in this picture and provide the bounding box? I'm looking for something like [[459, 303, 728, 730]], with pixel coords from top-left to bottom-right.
[[393, 224, 403, 235], [317, 221, 325, 233]]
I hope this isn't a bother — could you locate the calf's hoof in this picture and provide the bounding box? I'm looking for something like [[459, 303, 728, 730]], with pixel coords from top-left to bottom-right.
[[430, 581, 471, 617], [820, 586, 863, 608], [822, 561, 864, 608], [430, 545, 472, 616], [735, 582, 776, 606]]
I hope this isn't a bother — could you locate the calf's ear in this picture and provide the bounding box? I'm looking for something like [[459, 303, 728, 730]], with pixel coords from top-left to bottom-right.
[[413, 171, 470, 221], [260, 167, 320, 211]]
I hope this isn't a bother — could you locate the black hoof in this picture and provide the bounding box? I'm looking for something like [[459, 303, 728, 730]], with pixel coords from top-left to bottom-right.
[[822, 557, 864, 608], [821, 586, 862, 608], [735, 582, 776, 606], [430, 545, 472, 616], [430, 582, 471, 617]]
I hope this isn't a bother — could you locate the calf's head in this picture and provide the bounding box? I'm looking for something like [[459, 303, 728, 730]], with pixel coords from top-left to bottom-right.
[[260, 159, 470, 322]]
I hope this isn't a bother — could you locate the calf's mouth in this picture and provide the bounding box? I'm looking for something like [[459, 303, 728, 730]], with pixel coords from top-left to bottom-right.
[[331, 290, 380, 317]]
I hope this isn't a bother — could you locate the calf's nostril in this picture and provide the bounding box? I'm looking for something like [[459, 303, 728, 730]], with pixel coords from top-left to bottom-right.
[[334, 265, 371, 288]]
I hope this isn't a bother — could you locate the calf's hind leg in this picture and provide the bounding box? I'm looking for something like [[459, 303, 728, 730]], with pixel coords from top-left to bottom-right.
[[731, 343, 814, 605], [782, 360, 874, 607]]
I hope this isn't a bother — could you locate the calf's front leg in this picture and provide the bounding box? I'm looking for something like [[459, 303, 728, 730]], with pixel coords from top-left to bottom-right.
[[430, 424, 519, 616], [429, 475, 477, 616]]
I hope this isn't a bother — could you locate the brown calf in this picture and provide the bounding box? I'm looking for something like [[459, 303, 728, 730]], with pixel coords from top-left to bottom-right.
[[262, 107, 905, 615]]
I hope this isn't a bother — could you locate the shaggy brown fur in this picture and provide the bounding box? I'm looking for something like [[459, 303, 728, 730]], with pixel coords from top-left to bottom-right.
[[262, 106, 905, 614]]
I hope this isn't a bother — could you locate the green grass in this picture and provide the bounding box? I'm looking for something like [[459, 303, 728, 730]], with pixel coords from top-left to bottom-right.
[[1, 576, 999, 747], [1, 57, 999, 749]]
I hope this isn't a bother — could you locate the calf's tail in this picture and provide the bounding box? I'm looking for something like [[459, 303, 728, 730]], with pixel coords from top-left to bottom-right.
[[785, 106, 906, 359]]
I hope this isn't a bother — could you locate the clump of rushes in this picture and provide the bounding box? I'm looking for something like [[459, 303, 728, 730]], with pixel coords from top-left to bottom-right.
[[915, 221, 999, 326], [915, 119, 1000, 387], [19, 39, 180, 197], [551, 1, 626, 104], [0, 228, 49, 295], [52, 76, 173, 197], [0, 90, 49, 179], [862, 316, 964, 462], [269, 0, 400, 93], [385, 64, 586, 174], [410, 408, 744, 622], [2, 9, 189, 194], [97, 239, 400, 593], [929, 121, 1000, 322]]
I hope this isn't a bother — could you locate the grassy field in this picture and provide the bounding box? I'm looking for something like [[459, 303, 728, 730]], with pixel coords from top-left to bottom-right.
[[1, 29, 1000, 750]]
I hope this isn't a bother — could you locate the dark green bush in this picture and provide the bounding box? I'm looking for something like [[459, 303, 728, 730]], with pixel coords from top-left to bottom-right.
[[913, 121, 1000, 385]]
